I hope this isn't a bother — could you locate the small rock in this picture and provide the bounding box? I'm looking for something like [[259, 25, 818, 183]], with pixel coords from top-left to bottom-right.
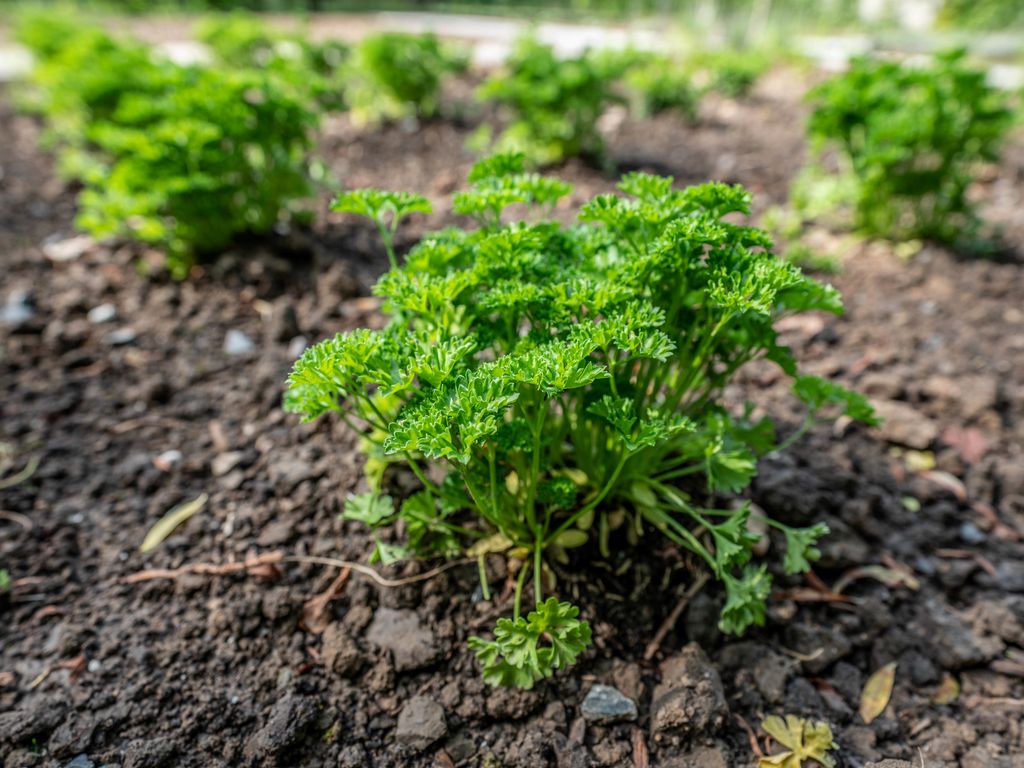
[[783, 623, 852, 674], [662, 746, 729, 768], [87, 304, 117, 324], [650, 642, 728, 740], [990, 560, 1024, 593], [395, 696, 446, 751], [64, 757, 95, 768], [366, 608, 438, 672], [785, 676, 823, 713], [224, 329, 255, 356], [123, 736, 179, 768], [257, 520, 293, 547], [871, 399, 939, 449], [957, 375, 998, 419], [0, 700, 67, 745], [322, 624, 364, 678], [43, 235, 93, 262], [967, 597, 1024, 646], [49, 714, 96, 759], [154, 450, 182, 471], [580, 685, 637, 724], [287, 335, 309, 359], [844, 725, 880, 761], [269, 302, 300, 342], [104, 328, 137, 346], [864, 762, 913, 768], [753, 652, 789, 704], [959, 522, 986, 545], [445, 732, 477, 763], [611, 660, 643, 701], [913, 597, 1003, 669], [859, 372, 904, 399], [243, 693, 317, 762], [268, 456, 319, 494], [1, 290, 35, 327], [211, 451, 245, 477], [591, 740, 631, 765]]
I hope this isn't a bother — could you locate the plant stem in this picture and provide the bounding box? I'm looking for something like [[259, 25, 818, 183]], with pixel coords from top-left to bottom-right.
[[533, 535, 543, 605], [477, 554, 491, 601], [513, 560, 529, 620], [544, 452, 628, 546]]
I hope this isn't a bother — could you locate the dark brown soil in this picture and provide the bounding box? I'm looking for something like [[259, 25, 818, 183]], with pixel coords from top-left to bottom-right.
[[2, 70, 1024, 768]]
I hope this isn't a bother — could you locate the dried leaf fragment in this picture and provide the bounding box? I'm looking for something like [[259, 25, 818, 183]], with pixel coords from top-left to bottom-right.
[[834, 564, 919, 594], [860, 662, 897, 724], [140, 493, 209, 553], [300, 567, 351, 634], [932, 673, 960, 705], [759, 714, 837, 768]]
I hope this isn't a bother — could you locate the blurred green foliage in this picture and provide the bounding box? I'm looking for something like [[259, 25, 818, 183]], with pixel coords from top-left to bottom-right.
[[617, 51, 701, 120], [10, 0, 1024, 31], [802, 51, 1013, 246], [197, 12, 350, 110], [478, 38, 627, 166], [345, 32, 469, 125], [16, 12, 318, 277]]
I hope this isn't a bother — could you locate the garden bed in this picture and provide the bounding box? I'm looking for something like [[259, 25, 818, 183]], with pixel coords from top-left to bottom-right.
[[2, 71, 1024, 768]]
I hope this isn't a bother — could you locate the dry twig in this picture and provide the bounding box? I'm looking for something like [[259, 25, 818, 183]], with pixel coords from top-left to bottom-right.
[[643, 573, 709, 661], [286, 555, 472, 589], [300, 567, 351, 634], [125, 551, 284, 583]]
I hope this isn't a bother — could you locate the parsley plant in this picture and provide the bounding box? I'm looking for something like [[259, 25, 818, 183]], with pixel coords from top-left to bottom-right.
[[344, 32, 468, 126], [477, 38, 626, 167], [802, 51, 1012, 245], [288, 154, 875, 687], [17, 15, 318, 278]]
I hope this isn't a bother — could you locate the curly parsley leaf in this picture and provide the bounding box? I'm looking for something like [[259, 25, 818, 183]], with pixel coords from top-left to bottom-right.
[[782, 522, 829, 575], [468, 598, 592, 689]]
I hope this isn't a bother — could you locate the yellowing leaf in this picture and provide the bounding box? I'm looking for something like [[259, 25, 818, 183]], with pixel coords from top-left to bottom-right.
[[833, 565, 919, 594], [904, 450, 935, 472], [575, 507, 595, 531], [560, 468, 589, 486], [140, 493, 208, 554], [759, 715, 837, 768], [859, 662, 897, 724], [553, 530, 588, 548], [467, 531, 514, 557], [932, 673, 960, 705]]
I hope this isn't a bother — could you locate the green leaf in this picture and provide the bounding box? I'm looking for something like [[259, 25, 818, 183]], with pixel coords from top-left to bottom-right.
[[401, 491, 463, 558], [468, 598, 592, 689], [782, 522, 829, 575], [333, 189, 432, 227], [370, 539, 409, 566], [719, 564, 772, 635], [710, 505, 760, 570], [794, 375, 879, 425], [342, 492, 396, 528], [467, 151, 526, 182]]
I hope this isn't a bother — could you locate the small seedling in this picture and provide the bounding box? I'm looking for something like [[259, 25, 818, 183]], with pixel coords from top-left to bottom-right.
[[759, 715, 837, 767]]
